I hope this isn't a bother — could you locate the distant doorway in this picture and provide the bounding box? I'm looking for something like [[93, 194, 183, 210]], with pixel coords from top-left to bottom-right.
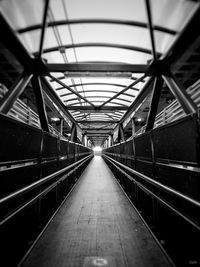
[[93, 146, 102, 156]]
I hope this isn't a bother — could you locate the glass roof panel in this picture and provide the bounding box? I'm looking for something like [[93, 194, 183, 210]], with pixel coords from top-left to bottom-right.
[[0, 0, 44, 29], [69, 24, 151, 50], [44, 50, 77, 63], [78, 78, 135, 86], [67, 47, 152, 64], [151, 0, 199, 31], [50, 0, 147, 22], [18, 28, 61, 54]]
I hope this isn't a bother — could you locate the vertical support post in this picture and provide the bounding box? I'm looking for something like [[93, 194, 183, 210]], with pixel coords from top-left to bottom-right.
[[106, 139, 108, 148], [110, 134, 113, 146], [60, 118, 63, 136], [145, 75, 163, 132], [82, 133, 88, 146], [32, 75, 49, 132], [131, 118, 135, 137], [82, 133, 85, 145], [108, 135, 112, 147], [119, 124, 125, 142], [117, 124, 125, 143], [104, 139, 107, 148], [84, 135, 88, 147], [71, 123, 78, 143]]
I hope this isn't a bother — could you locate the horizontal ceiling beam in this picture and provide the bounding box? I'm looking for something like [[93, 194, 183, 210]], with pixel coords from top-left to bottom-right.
[[50, 72, 146, 83], [66, 106, 128, 111], [78, 120, 118, 124], [46, 63, 149, 73], [89, 138, 108, 140], [84, 129, 113, 133], [72, 111, 124, 115], [88, 135, 108, 137], [66, 100, 127, 107]]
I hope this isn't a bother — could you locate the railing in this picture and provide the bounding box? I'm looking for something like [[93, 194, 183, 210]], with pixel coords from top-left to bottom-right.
[[0, 154, 93, 226], [103, 150, 200, 265], [135, 79, 200, 136], [154, 100, 185, 128], [103, 154, 200, 230], [8, 99, 41, 128], [186, 79, 200, 108], [0, 86, 67, 136], [8, 98, 64, 136]]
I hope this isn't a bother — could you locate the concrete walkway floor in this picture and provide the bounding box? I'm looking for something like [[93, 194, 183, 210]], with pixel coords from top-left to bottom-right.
[[20, 156, 173, 267]]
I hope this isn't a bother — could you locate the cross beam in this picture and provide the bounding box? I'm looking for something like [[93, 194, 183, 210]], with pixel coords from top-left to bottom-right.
[[67, 106, 128, 111], [46, 63, 149, 73]]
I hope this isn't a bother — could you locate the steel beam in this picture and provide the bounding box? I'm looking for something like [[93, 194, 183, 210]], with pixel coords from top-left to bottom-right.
[[41, 77, 76, 125], [162, 74, 197, 114], [32, 75, 49, 132], [119, 76, 154, 125], [70, 123, 78, 143], [46, 63, 148, 73], [0, 72, 33, 114], [119, 124, 125, 142], [87, 134, 110, 136], [0, 12, 33, 72], [50, 73, 146, 83], [49, 74, 96, 108], [66, 106, 128, 111], [99, 74, 146, 108], [38, 0, 50, 58], [65, 100, 127, 107], [83, 130, 113, 133], [78, 120, 118, 124], [145, 0, 157, 61], [145, 75, 163, 132]]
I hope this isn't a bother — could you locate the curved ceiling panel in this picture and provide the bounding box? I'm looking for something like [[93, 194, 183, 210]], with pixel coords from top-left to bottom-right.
[[0, 0, 199, 146]]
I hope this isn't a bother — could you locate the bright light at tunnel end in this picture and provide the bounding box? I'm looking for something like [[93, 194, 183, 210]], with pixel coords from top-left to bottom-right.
[[93, 146, 102, 152]]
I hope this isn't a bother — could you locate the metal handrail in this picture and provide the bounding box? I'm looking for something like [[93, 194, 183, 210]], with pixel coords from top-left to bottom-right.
[[0, 154, 92, 205], [103, 154, 200, 209], [109, 158, 200, 231], [0, 154, 92, 226]]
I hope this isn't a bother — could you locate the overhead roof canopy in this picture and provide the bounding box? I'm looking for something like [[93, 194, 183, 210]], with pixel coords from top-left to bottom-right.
[[1, 0, 199, 146]]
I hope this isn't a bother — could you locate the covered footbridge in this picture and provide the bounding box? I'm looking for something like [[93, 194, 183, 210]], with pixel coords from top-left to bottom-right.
[[0, 1, 200, 266]]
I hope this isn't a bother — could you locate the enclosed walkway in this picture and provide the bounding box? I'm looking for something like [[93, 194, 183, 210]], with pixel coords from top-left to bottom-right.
[[19, 156, 172, 267]]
